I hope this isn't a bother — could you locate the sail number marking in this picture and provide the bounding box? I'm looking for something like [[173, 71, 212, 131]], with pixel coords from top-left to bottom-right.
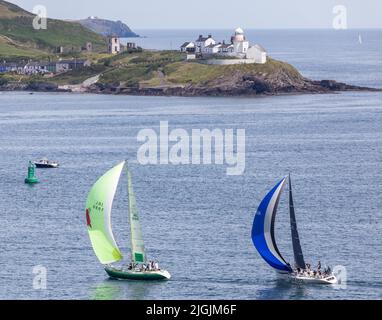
[[92, 201, 104, 212]]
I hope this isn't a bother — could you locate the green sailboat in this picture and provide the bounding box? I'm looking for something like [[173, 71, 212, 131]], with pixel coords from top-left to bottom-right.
[[85, 161, 171, 281]]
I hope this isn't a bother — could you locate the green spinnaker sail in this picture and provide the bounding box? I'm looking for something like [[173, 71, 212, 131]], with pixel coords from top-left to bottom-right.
[[127, 167, 146, 264], [86, 161, 125, 265]]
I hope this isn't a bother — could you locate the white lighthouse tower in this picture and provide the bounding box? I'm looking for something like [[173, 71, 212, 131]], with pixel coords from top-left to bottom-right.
[[231, 27, 250, 57]]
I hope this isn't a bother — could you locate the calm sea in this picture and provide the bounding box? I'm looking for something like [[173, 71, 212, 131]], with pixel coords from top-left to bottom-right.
[[0, 30, 381, 300]]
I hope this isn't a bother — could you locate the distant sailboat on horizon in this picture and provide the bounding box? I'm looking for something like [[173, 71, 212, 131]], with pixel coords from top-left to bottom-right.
[[358, 34, 363, 44], [85, 161, 171, 281], [251, 175, 338, 284]]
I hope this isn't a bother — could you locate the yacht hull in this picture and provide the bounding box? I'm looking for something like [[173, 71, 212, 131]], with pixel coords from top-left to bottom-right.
[[105, 266, 171, 281], [277, 272, 338, 285], [293, 275, 338, 284]]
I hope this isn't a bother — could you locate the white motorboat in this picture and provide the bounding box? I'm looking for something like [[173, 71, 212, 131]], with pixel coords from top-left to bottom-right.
[[34, 158, 59, 168]]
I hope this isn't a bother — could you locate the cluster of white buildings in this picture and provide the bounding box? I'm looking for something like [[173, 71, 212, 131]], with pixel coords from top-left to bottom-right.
[[0, 59, 91, 75], [180, 28, 267, 64]]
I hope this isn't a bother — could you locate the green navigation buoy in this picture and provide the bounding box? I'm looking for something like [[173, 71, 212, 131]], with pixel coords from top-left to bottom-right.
[[25, 161, 39, 184]]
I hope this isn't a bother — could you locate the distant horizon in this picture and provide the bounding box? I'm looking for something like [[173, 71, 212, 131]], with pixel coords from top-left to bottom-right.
[[132, 27, 382, 31], [9, 0, 382, 30]]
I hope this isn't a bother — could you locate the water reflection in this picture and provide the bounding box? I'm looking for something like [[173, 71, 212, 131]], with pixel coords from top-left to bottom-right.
[[90, 280, 123, 300], [90, 278, 168, 300], [256, 278, 308, 300]]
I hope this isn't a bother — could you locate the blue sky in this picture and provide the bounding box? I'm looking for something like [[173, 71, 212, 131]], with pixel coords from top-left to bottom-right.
[[10, 0, 382, 29]]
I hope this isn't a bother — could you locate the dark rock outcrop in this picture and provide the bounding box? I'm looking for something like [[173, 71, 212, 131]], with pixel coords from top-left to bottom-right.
[[0, 81, 70, 92], [77, 17, 138, 37], [26, 81, 59, 92], [89, 77, 381, 97]]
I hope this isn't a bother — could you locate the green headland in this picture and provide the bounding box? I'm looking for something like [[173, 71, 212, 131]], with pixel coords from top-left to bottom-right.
[[0, 0, 379, 96]]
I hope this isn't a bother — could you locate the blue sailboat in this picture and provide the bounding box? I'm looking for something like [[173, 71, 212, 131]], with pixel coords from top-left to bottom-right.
[[251, 175, 338, 284]]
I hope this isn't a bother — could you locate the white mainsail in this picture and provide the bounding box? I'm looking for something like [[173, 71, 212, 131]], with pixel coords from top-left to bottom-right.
[[127, 167, 146, 264]]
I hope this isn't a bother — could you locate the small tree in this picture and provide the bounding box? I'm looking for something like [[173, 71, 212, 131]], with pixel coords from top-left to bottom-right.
[[0, 76, 9, 86]]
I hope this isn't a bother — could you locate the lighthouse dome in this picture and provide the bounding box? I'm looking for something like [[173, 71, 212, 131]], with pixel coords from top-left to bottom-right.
[[235, 27, 244, 35], [232, 27, 245, 42]]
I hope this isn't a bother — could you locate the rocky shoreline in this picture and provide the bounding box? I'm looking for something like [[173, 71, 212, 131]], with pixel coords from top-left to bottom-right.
[[0, 82, 69, 93], [87, 78, 382, 97], [1, 78, 380, 97]]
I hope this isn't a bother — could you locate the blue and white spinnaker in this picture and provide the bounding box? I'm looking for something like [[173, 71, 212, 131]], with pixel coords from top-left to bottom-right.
[[251, 177, 293, 273]]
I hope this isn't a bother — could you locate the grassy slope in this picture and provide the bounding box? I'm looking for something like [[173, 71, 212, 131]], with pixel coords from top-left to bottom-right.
[[0, 0, 106, 58], [162, 58, 302, 84], [0, 0, 31, 17], [51, 64, 107, 85], [94, 51, 303, 88], [98, 50, 184, 86], [0, 36, 47, 59], [0, 17, 106, 49]]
